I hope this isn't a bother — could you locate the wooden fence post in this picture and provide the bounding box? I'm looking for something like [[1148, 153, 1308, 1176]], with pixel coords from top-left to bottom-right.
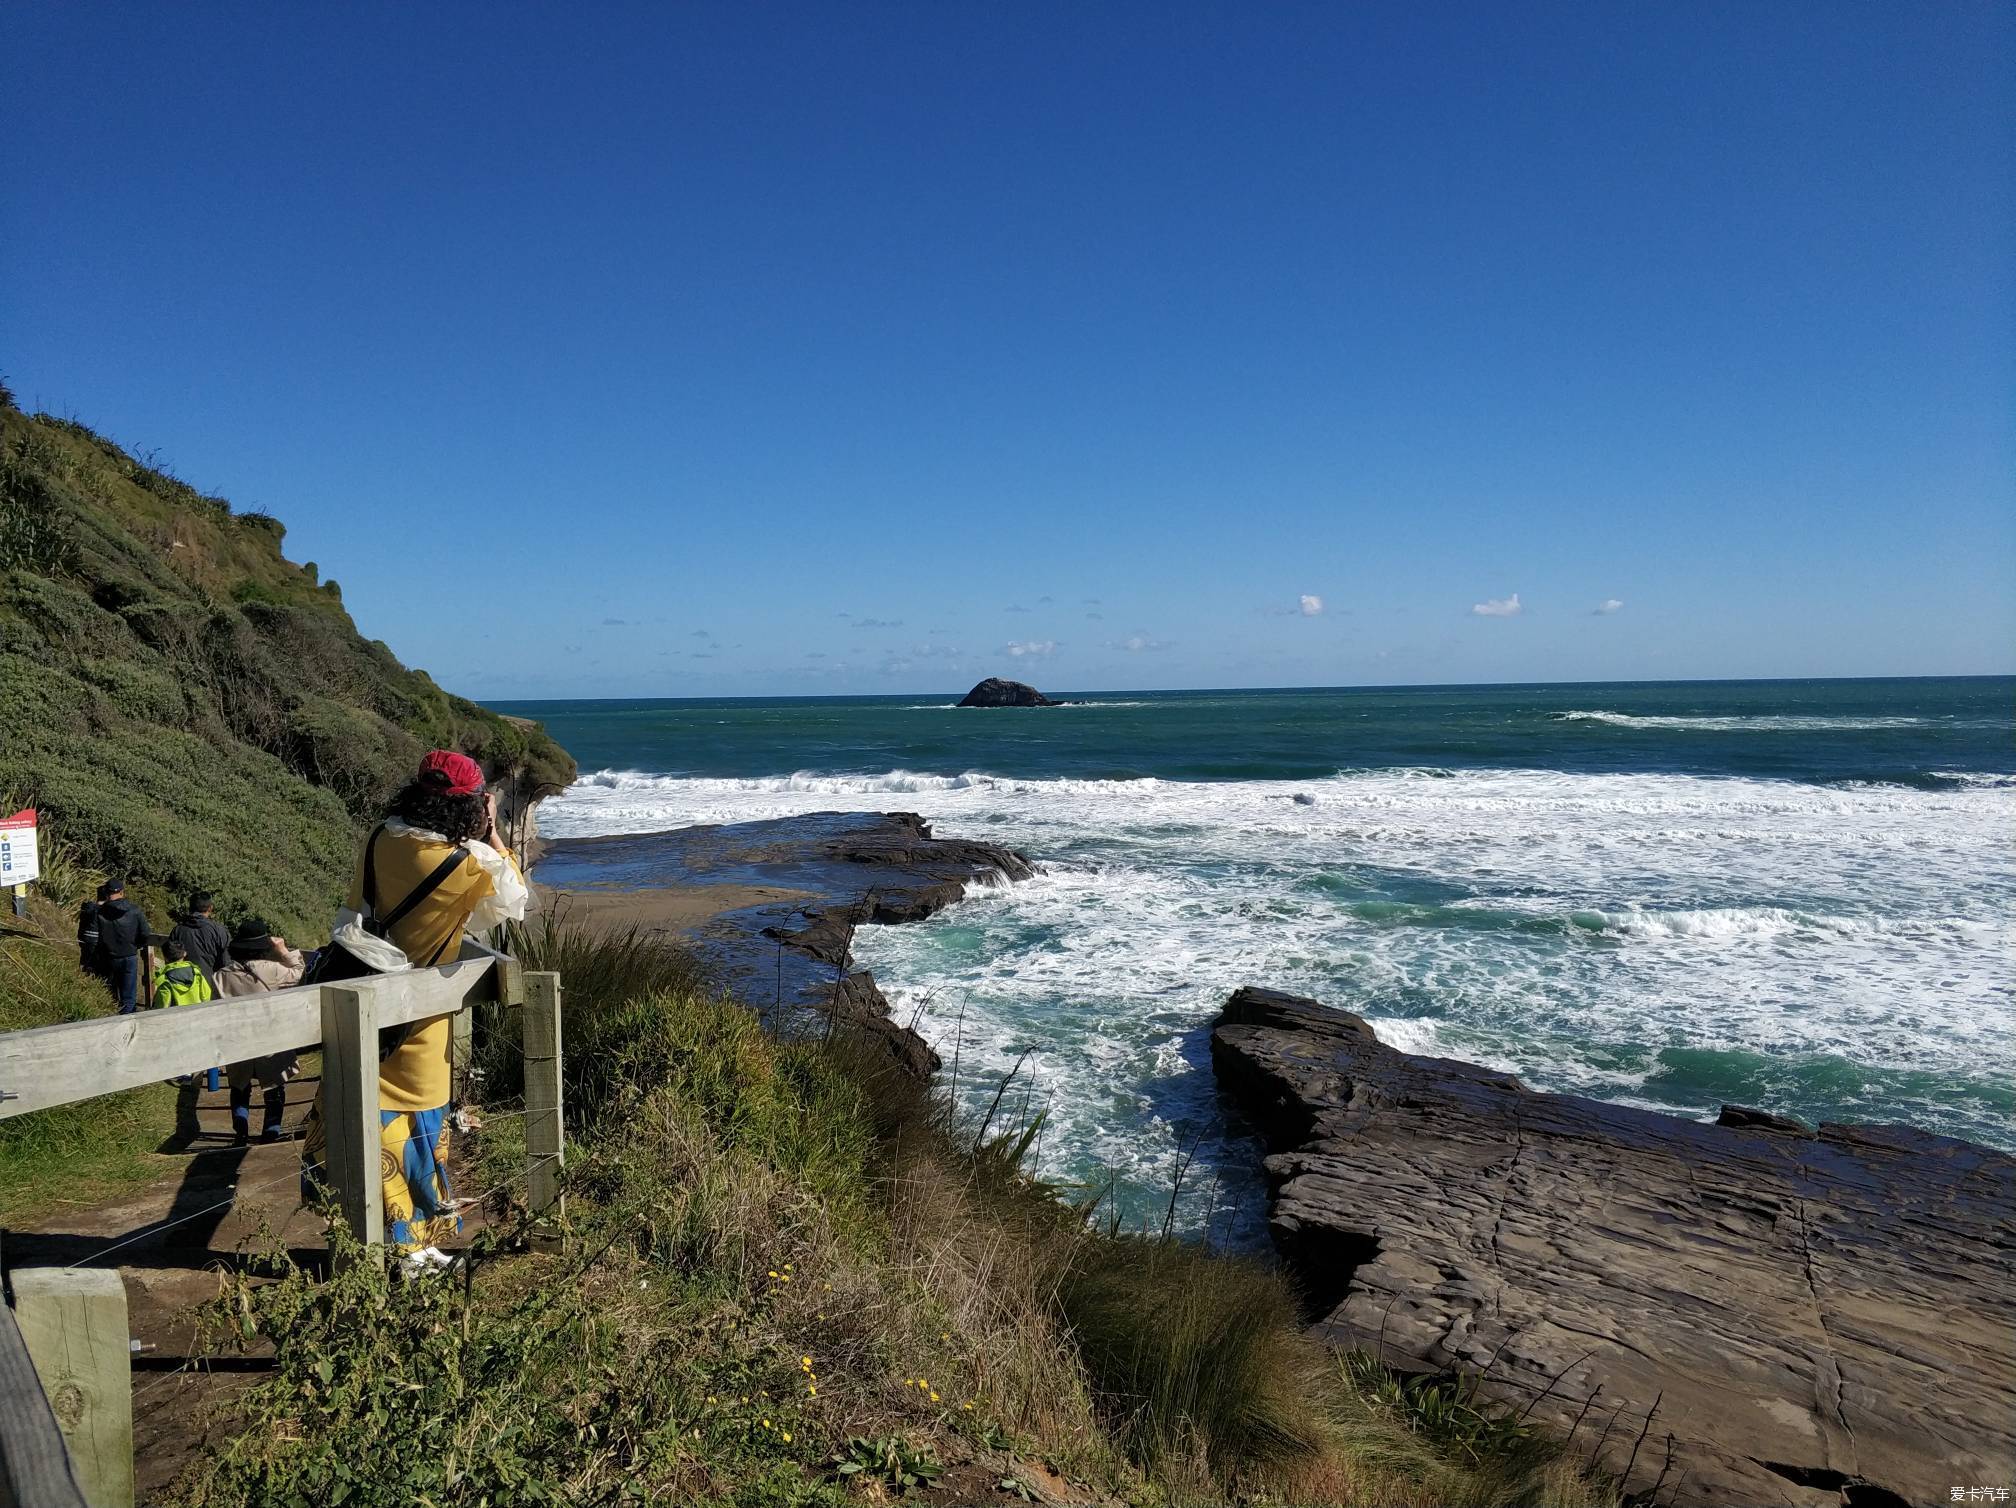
[[523, 971, 564, 1238], [319, 984, 384, 1256], [9, 1268, 131, 1508], [450, 1006, 474, 1106]]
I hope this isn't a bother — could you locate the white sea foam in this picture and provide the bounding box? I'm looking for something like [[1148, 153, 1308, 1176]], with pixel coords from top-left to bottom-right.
[[1932, 770, 2016, 789], [1555, 710, 1928, 731], [543, 761, 2016, 1222]]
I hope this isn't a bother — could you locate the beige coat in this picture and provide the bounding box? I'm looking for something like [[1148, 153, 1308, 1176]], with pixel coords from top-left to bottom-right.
[[218, 945, 306, 1084]]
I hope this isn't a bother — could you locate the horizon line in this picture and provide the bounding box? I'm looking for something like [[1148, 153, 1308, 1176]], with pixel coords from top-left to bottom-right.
[[483, 670, 2016, 707]]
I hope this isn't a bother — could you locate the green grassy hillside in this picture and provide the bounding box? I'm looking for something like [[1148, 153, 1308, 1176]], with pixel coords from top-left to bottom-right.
[[0, 381, 573, 936]]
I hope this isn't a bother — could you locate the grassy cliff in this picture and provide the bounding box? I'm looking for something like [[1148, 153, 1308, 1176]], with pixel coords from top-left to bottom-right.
[[0, 382, 573, 936]]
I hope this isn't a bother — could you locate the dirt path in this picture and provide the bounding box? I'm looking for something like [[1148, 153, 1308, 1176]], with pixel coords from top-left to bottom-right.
[[4, 1071, 524, 1503]]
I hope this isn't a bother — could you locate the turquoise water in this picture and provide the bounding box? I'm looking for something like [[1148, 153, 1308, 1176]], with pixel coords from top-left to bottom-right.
[[506, 677, 2015, 1231]]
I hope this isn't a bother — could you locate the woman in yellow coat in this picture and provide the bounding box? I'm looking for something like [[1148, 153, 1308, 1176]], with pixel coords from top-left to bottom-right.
[[304, 750, 530, 1258]]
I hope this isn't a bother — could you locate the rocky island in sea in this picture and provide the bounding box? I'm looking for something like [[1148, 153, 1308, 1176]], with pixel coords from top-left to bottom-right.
[[957, 676, 1062, 707]]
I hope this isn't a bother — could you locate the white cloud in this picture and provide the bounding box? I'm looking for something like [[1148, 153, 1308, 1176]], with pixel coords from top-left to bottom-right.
[[1004, 639, 1057, 658], [852, 617, 903, 629], [1593, 598, 1624, 615], [1299, 594, 1324, 617], [1005, 604, 1031, 614], [1470, 593, 1523, 618], [1111, 633, 1167, 652]]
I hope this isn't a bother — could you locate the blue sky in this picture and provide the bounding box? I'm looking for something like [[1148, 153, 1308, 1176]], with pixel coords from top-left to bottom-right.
[[5, 1, 2010, 697]]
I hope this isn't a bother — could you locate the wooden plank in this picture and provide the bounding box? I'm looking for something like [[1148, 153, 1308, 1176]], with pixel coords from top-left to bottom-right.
[[0, 1303, 89, 1508], [0, 958, 502, 1120], [449, 940, 520, 1106], [318, 985, 384, 1253], [8, 1269, 130, 1508], [522, 972, 565, 1226]]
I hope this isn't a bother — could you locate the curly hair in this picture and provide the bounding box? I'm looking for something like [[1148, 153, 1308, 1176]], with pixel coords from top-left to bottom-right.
[[387, 781, 490, 843]]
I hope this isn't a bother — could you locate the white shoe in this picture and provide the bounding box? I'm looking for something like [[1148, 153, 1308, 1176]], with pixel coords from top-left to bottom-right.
[[400, 1245, 459, 1279]]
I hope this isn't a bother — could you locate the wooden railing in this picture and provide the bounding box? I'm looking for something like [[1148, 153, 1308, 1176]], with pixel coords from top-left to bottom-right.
[[0, 945, 564, 1507]]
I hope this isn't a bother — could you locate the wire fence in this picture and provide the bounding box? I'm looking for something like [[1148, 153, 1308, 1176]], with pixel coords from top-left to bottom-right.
[[124, 1144, 565, 1419]]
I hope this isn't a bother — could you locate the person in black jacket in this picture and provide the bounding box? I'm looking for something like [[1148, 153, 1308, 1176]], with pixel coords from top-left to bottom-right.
[[169, 892, 231, 987], [95, 879, 149, 1014], [76, 884, 110, 981]]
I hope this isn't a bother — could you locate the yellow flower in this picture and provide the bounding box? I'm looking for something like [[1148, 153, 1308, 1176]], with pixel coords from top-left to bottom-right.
[[939, 1332, 949, 1341], [705, 1396, 716, 1405], [930, 1391, 940, 1403], [761, 1418, 771, 1429], [801, 1356, 813, 1368], [817, 1313, 827, 1321], [808, 1384, 817, 1396], [767, 1270, 779, 1278], [962, 1401, 974, 1411], [782, 1431, 793, 1443]]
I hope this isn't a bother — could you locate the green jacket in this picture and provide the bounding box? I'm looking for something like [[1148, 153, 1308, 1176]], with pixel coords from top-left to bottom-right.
[[152, 961, 214, 1010]]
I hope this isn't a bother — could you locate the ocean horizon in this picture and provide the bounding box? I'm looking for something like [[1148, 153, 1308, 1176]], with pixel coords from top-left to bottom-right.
[[505, 674, 2015, 1233]]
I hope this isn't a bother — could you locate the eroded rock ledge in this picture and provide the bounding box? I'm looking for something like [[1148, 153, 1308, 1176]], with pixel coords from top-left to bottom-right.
[[1211, 986, 2016, 1508], [539, 813, 1031, 1076]]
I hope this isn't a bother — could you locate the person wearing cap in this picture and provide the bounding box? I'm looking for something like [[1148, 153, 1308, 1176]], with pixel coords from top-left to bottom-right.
[[302, 749, 530, 1257], [216, 918, 307, 1144], [169, 891, 233, 988], [94, 879, 150, 1013]]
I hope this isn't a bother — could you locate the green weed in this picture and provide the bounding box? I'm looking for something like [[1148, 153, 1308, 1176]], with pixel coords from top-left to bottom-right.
[[832, 1434, 944, 1493]]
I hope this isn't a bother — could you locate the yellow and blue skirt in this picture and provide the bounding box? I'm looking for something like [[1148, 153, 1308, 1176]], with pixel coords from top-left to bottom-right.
[[302, 1103, 463, 1252]]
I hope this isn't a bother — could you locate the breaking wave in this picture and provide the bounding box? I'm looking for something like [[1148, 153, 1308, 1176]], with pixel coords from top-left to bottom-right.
[[1555, 710, 1928, 731], [543, 757, 2016, 1209]]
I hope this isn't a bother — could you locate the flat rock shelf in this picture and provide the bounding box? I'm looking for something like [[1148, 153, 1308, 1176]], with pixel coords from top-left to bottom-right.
[[536, 812, 1033, 1075], [1211, 986, 2016, 1508]]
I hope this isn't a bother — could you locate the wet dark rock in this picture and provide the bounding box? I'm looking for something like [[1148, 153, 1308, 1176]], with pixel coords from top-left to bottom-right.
[[1211, 985, 2016, 1508], [957, 677, 1059, 707], [1718, 1104, 1817, 1137], [540, 812, 1032, 1077]]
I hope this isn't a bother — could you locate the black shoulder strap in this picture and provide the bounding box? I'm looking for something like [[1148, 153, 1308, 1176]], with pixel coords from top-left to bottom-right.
[[362, 824, 383, 916], [378, 843, 471, 935]]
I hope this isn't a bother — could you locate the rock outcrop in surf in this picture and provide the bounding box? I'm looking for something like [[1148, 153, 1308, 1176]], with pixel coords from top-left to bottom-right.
[[1211, 985, 2015, 1508], [539, 813, 1032, 1077], [958, 677, 1059, 707]]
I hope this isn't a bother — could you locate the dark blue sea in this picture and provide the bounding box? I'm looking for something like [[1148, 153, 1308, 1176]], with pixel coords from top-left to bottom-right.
[[504, 677, 2015, 1227]]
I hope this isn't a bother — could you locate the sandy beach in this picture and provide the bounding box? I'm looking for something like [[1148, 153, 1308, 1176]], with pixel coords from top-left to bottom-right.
[[531, 877, 812, 939]]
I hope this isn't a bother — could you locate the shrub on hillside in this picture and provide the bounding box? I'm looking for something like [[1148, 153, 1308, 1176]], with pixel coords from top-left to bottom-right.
[[0, 457, 81, 577]]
